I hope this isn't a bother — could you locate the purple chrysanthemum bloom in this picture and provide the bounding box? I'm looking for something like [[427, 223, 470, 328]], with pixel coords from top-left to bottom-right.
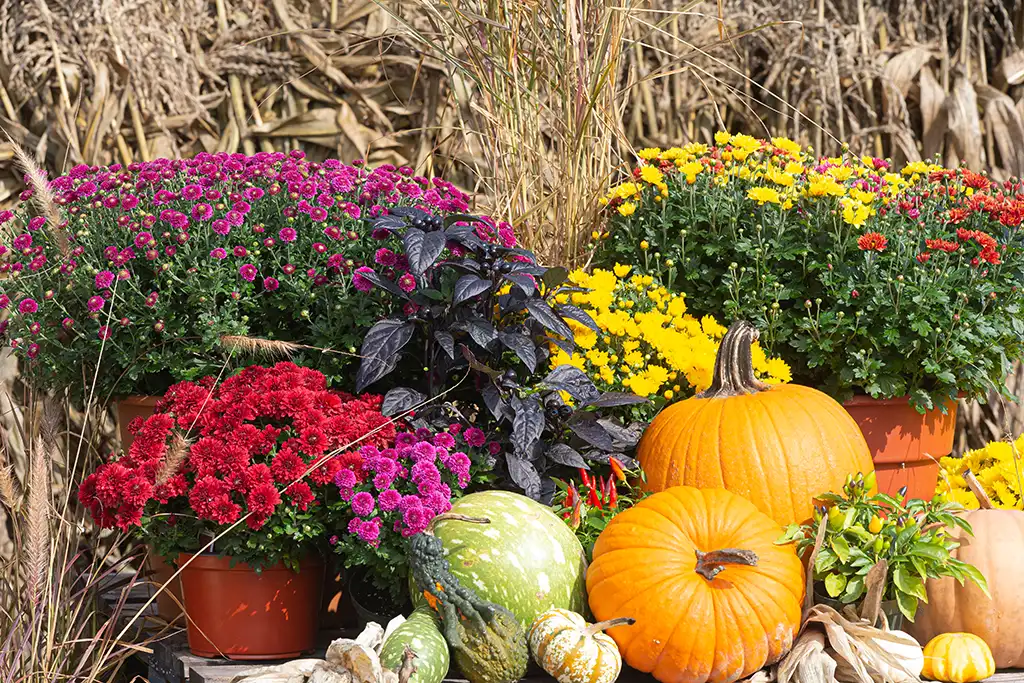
[[262, 277, 279, 291], [352, 266, 375, 293], [18, 298, 38, 315], [210, 248, 227, 260], [239, 264, 258, 282], [192, 203, 214, 220], [378, 489, 401, 511], [0, 295, 8, 309], [28, 216, 47, 231], [433, 432, 456, 450], [395, 433, 417, 448], [463, 427, 486, 447], [356, 517, 381, 545], [279, 227, 297, 243], [212, 219, 230, 236], [226, 210, 244, 226], [133, 232, 154, 249], [94, 270, 116, 289], [402, 506, 432, 537], [233, 246, 247, 257], [87, 296, 104, 312], [12, 234, 31, 250], [373, 472, 394, 491], [98, 325, 112, 340], [412, 442, 436, 461], [335, 469, 357, 489], [351, 491, 375, 517]]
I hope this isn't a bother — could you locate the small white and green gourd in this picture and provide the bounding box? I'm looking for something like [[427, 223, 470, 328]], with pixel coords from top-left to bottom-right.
[[379, 607, 450, 683], [528, 608, 635, 683]]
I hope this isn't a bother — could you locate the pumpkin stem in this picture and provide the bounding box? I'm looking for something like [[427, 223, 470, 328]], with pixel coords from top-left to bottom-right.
[[963, 470, 994, 510], [697, 321, 770, 399], [694, 548, 759, 581], [582, 617, 636, 637], [424, 513, 491, 536]]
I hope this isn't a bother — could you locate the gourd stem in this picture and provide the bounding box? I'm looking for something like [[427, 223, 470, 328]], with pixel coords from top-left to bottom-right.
[[424, 513, 491, 536], [697, 321, 770, 399], [694, 548, 759, 581], [963, 469, 994, 510], [582, 617, 636, 637]]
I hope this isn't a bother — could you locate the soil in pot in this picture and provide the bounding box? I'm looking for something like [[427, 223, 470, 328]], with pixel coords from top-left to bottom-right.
[[348, 568, 411, 628], [179, 553, 324, 660]]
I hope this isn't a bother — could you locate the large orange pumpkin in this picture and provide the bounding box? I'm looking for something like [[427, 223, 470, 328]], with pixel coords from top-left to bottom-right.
[[637, 320, 875, 526], [909, 473, 1024, 668], [587, 486, 805, 683]]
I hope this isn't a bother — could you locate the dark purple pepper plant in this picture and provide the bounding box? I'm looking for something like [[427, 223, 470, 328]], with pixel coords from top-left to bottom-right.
[[352, 208, 649, 500]]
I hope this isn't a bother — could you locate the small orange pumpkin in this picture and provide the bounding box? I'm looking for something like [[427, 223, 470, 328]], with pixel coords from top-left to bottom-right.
[[637, 320, 875, 526], [921, 633, 996, 683], [586, 486, 805, 683]]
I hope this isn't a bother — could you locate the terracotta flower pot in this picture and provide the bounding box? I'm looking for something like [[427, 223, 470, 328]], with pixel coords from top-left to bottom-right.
[[178, 553, 324, 660], [843, 395, 958, 501], [145, 549, 185, 624], [115, 396, 160, 452]]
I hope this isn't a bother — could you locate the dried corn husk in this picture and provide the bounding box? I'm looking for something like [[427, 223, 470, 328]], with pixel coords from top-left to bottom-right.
[[230, 619, 412, 683]]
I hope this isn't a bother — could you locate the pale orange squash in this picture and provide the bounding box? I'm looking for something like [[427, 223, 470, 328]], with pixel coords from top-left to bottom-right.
[[637, 320, 875, 526], [586, 486, 805, 683], [909, 472, 1024, 668]]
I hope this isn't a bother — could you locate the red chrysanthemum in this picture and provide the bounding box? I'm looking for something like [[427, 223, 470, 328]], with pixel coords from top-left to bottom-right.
[[857, 232, 888, 252]]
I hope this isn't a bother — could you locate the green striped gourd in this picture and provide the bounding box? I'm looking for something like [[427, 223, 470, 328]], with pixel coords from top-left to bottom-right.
[[379, 607, 450, 683], [410, 490, 588, 627]]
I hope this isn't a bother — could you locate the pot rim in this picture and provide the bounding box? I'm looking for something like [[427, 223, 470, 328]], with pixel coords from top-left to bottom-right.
[[115, 395, 162, 407], [843, 394, 963, 407], [177, 552, 325, 573]]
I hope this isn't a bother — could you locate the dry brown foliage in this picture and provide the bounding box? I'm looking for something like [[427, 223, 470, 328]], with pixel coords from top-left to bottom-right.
[[0, 0, 1019, 436]]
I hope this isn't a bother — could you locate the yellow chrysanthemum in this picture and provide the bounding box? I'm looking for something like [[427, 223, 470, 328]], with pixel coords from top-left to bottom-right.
[[714, 131, 732, 145], [747, 186, 781, 205], [637, 147, 662, 160], [771, 136, 802, 156], [640, 166, 665, 185], [617, 202, 636, 217], [660, 147, 685, 160], [613, 264, 632, 278], [547, 269, 790, 410]]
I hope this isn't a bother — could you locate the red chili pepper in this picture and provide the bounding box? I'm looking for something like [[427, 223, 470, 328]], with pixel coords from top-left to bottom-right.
[[566, 481, 579, 507], [598, 476, 608, 504], [609, 483, 619, 508], [578, 468, 590, 489], [587, 485, 603, 510], [609, 458, 626, 482], [570, 497, 582, 527], [604, 475, 614, 503]]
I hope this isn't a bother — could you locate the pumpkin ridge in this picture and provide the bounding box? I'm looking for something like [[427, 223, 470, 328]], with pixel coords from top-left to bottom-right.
[[647, 574, 709, 682], [752, 392, 797, 524], [668, 399, 717, 497]]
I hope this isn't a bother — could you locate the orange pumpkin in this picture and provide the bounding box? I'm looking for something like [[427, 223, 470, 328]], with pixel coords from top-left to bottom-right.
[[910, 473, 1024, 668], [587, 486, 805, 683], [637, 320, 875, 526]]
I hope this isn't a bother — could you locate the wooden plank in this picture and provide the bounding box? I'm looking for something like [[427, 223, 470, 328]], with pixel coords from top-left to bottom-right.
[[985, 672, 1024, 683]]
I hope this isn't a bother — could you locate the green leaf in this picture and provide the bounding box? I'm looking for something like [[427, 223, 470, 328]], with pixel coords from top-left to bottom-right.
[[957, 562, 991, 598], [911, 541, 949, 562], [825, 573, 848, 598], [830, 534, 851, 563], [895, 590, 919, 621], [841, 576, 865, 604], [893, 566, 928, 600]]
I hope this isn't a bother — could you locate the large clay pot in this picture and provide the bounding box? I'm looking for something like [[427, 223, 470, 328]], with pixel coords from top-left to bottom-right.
[[115, 396, 160, 452], [843, 395, 958, 501], [145, 549, 184, 624], [178, 553, 324, 660]]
